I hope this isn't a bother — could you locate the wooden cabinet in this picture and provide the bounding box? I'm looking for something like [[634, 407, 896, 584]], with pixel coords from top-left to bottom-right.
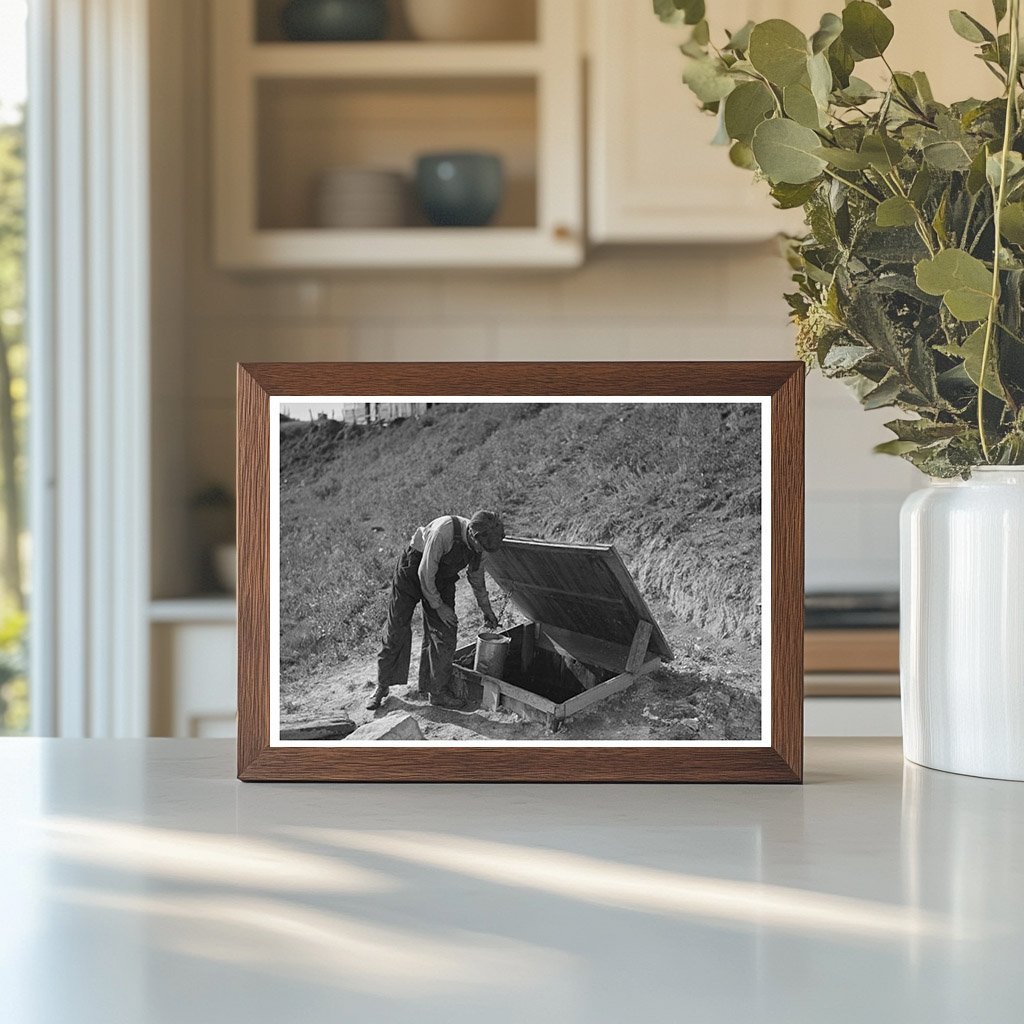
[[587, 0, 809, 243], [150, 601, 237, 738], [211, 0, 583, 269], [586, 0, 998, 244]]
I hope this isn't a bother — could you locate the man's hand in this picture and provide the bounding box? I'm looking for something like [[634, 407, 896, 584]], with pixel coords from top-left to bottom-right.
[[437, 604, 458, 628], [483, 610, 499, 631]]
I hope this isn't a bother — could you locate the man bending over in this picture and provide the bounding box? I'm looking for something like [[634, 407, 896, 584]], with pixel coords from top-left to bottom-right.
[[367, 510, 505, 711]]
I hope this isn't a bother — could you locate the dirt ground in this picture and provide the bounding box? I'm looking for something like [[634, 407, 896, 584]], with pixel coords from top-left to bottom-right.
[[279, 586, 763, 743]]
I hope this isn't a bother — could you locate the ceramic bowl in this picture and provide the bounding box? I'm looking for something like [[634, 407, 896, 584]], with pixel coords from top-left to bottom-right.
[[415, 152, 504, 228], [281, 0, 388, 42], [315, 168, 407, 228], [403, 0, 534, 42]]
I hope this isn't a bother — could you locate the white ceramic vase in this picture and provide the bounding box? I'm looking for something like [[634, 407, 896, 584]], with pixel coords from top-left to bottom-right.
[[900, 467, 1024, 780]]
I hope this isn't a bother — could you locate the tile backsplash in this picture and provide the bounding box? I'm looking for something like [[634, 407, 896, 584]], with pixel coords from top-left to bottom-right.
[[182, 246, 916, 593]]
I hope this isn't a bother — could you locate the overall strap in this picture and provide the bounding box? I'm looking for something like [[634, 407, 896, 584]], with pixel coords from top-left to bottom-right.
[[451, 515, 481, 572]]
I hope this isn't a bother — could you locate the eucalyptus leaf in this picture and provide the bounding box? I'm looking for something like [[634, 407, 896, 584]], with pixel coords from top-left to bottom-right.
[[913, 71, 935, 104], [752, 118, 828, 184], [814, 146, 872, 171], [724, 20, 755, 53], [808, 52, 833, 109], [827, 35, 856, 89], [748, 20, 809, 86], [986, 150, 1024, 191], [836, 76, 879, 105], [711, 108, 731, 145], [915, 250, 994, 322], [770, 180, 820, 209], [909, 165, 934, 205], [861, 133, 904, 173], [683, 57, 736, 104], [723, 81, 775, 144], [876, 197, 919, 228], [862, 375, 904, 409], [874, 439, 922, 455], [811, 12, 843, 54], [948, 10, 994, 44], [967, 144, 992, 193], [729, 140, 758, 169], [842, 1, 895, 59], [884, 418, 964, 443], [892, 72, 923, 110], [923, 140, 973, 171], [939, 326, 1006, 398], [784, 80, 824, 129], [653, 0, 705, 26], [1000, 203, 1024, 245]]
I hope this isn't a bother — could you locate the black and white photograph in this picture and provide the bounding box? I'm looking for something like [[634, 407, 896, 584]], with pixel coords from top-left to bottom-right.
[[270, 396, 770, 745]]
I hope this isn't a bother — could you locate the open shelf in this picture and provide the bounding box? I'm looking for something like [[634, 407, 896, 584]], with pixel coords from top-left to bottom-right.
[[219, 227, 579, 269], [213, 0, 582, 268], [257, 76, 538, 232], [254, 0, 538, 44], [249, 41, 544, 77]]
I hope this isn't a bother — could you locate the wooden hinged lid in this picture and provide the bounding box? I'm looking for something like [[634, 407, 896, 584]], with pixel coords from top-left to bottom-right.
[[484, 537, 673, 663]]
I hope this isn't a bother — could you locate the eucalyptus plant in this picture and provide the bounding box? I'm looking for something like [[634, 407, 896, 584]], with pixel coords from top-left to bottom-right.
[[657, 0, 1024, 475]]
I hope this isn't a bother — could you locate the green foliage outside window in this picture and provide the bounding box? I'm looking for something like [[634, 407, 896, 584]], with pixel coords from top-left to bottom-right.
[[0, 110, 27, 733]]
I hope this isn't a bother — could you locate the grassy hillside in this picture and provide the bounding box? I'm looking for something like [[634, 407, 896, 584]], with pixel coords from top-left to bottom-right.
[[279, 402, 762, 687]]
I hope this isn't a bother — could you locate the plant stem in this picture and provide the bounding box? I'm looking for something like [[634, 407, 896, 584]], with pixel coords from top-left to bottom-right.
[[884, 171, 939, 254], [822, 167, 881, 205], [979, 0, 1021, 462]]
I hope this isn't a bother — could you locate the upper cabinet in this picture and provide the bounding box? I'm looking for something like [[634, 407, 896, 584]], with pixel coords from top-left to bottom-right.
[[211, 0, 1006, 267], [586, 0, 1000, 245], [587, 0, 817, 244], [211, 0, 583, 269]]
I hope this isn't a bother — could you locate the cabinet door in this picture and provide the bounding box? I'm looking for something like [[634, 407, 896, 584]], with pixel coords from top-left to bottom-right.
[[587, 0, 809, 243]]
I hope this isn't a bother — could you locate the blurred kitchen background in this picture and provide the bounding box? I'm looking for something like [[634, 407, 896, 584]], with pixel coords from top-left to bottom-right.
[[2, 0, 997, 740]]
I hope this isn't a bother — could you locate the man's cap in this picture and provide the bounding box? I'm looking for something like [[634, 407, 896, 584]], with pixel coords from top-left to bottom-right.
[[469, 510, 505, 552]]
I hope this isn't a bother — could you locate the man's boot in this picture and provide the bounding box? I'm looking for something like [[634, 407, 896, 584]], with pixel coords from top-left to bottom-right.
[[366, 684, 389, 711]]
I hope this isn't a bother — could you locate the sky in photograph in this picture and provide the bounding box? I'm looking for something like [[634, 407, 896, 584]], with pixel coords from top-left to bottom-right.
[[0, 0, 27, 123], [280, 402, 361, 421]]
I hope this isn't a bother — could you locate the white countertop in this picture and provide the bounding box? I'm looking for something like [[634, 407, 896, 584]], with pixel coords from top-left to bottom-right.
[[1, 738, 1020, 1023]]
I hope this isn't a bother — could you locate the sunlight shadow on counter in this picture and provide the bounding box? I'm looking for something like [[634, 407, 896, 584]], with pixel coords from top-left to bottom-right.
[[290, 826, 971, 943]]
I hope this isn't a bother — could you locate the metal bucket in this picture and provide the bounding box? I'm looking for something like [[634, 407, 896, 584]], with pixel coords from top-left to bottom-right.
[[474, 631, 511, 679]]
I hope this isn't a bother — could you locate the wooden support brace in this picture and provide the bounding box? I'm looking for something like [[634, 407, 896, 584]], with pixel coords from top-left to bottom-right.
[[521, 621, 538, 675], [626, 620, 653, 675], [482, 678, 501, 712]]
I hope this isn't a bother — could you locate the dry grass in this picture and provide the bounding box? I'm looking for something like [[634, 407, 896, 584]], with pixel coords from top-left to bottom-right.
[[279, 402, 762, 689]]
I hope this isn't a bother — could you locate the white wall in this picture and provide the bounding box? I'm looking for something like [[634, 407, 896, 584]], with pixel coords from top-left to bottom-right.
[[158, 0, 920, 599]]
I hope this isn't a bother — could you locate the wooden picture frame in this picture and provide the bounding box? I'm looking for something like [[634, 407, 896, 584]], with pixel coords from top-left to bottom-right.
[[237, 362, 804, 782]]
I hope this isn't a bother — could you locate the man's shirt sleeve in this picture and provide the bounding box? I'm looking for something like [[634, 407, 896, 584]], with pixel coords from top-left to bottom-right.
[[467, 560, 489, 604], [417, 517, 453, 609]]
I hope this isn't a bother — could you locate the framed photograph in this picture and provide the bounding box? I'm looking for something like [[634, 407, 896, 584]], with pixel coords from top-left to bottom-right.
[[237, 362, 804, 782]]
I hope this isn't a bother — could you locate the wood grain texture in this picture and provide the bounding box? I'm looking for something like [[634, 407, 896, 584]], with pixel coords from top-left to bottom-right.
[[236, 361, 805, 783], [770, 364, 805, 783], [237, 365, 271, 778]]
